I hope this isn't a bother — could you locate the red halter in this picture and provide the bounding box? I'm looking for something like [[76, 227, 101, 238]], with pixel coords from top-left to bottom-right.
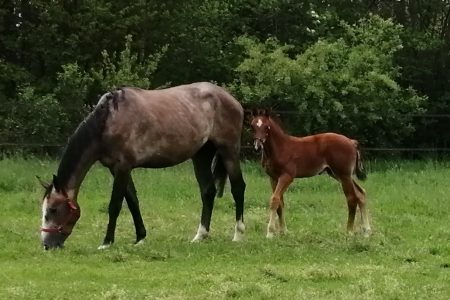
[[41, 200, 79, 235]]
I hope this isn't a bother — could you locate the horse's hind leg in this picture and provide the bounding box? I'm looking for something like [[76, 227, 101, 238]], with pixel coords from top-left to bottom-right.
[[191, 143, 217, 242], [340, 176, 359, 235], [124, 176, 147, 244], [353, 180, 371, 237], [218, 147, 246, 241], [267, 174, 292, 238]]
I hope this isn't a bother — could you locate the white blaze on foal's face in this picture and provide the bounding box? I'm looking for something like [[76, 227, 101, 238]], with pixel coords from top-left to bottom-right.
[[251, 116, 270, 152], [256, 118, 263, 128]]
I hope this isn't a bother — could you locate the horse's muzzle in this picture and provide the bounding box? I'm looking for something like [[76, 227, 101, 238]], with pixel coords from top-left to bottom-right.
[[253, 138, 265, 152]]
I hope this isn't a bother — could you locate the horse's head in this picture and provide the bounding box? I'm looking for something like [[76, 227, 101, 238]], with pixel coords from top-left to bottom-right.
[[39, 175, 80, 250], [250, 109, 272, 152]]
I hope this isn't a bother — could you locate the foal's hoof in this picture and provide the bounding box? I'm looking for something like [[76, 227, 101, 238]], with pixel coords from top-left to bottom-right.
[[266, 232, 275, 239], [279, 227, 289, 235], [97, 243, 112, 250], [362, 228, 372, 238]]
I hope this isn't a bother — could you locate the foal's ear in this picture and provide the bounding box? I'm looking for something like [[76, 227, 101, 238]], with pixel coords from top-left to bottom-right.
[[244, 109, 254, 125], [36, 176, 51, 190]]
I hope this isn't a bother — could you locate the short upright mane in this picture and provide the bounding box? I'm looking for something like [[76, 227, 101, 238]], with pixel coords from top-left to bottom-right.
[[56, 92, 113, 187], [254, 111, 286, 135]]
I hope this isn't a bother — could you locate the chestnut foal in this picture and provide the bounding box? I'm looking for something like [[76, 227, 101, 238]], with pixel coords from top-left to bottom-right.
[[250, 110, 371, 238]]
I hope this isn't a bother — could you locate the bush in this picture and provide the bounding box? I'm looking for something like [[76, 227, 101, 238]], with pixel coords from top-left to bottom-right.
[[6, 85, 67, 143], [231, 16, 426, 146]]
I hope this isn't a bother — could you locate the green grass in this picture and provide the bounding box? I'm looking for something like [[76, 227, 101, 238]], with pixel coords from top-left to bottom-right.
[[0, 156, 449, 299]]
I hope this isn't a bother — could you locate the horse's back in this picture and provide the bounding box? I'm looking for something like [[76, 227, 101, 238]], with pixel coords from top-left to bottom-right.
[[98, 83, 243, 168]]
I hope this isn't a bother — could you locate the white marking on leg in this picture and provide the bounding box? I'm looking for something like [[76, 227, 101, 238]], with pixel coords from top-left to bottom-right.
[[279, 213, 288, 235], [98, 243, 112, 250], [360, 207, 371, 237], [134, 239, 145, 246], [191, 224, 209, 242], [266, 210, 277, 239], [232, 219, 245, 242]]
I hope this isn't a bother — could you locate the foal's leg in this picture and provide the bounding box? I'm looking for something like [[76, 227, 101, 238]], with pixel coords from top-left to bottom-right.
[[219, 148, 246, 242], [353, 180, 371, 237], [267, 174, 292, 239], [271, 178, 287, 234], [124, 176, 147, 244], [191, 145, 217, 242], [99, 168, 130, 249], [340, 176, 359, 234]]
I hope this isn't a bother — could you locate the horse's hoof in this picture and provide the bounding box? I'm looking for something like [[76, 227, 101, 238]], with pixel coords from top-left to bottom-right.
[[98, 243, 112, 250], [232, 233, 244, 242], [266, 232, 275, 239], [232, 220, 245, 242], [191, 225, 209, 242], [191, 235, 208, 243], [134, 239, 145, 246]]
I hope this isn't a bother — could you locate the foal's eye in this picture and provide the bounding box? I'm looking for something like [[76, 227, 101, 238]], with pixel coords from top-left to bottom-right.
[[48, 207, 57, 214]]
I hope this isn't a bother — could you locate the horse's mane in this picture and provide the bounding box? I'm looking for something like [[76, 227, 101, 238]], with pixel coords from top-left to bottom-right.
[[55, 91, 117, 187], [252, 109, 286, 132]]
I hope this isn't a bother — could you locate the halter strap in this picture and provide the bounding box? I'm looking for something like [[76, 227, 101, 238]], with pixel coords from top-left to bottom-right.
[[41, 199, 78, 235]]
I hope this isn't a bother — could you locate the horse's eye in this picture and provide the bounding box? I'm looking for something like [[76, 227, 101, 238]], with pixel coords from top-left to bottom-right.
[[48, 207, 57, 214]]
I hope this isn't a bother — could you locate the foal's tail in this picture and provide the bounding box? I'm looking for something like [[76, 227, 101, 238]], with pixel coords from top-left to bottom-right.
[[212, 153, 227, 197], [353, 140, 367, 181]]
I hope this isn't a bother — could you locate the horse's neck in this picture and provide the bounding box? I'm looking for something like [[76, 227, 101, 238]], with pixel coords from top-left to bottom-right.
[[264, 124, 289, 158], [57, 144, 99, 200]]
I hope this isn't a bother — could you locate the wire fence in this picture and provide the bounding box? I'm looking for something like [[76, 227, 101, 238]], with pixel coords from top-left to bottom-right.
[[1, 113, 449, 154]]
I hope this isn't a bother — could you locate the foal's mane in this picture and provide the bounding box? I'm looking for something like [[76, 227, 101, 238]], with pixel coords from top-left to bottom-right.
[[253, 109, 286, 134], [55, 91, 118, 187]]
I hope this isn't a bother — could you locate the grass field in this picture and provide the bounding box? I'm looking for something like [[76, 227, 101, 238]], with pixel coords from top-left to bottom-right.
[[0, 156, 449, 299]]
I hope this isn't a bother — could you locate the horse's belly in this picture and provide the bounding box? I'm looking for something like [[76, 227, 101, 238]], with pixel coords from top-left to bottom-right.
[[132, 139, 204, 168]]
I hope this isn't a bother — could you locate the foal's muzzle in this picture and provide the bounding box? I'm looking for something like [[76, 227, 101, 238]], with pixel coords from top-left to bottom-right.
[[253, 138, 265, 152]]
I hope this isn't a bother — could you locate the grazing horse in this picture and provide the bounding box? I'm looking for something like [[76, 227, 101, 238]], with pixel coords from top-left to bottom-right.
[[249, 110, 371, 238], [39, 82, 246, 249]]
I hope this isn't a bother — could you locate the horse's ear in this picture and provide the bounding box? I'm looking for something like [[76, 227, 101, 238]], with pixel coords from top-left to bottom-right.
[[36, 176, 51, 190], [244, 109, 253, 125], [264, 108, 271, 117], [52, 174, 60, 192]]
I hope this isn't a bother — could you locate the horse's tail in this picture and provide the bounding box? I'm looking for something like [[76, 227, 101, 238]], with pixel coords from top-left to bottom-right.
[[212, 153, 227, 198], [353, 140, 367, 181]]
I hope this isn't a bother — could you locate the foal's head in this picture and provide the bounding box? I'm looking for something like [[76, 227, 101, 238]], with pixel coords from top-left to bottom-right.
[[250, 110, 272, 152], [39, 176, 80, 249]]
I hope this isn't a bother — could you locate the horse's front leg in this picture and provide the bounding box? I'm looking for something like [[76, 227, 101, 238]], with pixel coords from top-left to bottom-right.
[[124, 175, 147, 245], [98, 169, 130, 249], [267, 174, 293, 239]]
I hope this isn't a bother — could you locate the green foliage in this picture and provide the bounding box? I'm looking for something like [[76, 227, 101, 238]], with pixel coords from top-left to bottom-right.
[[54, 63, 94, 134], [232, 16, 426, 146], [5, 85, 67, 143], [91, 35, 166, 91], [1, 1, 450, 148]]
